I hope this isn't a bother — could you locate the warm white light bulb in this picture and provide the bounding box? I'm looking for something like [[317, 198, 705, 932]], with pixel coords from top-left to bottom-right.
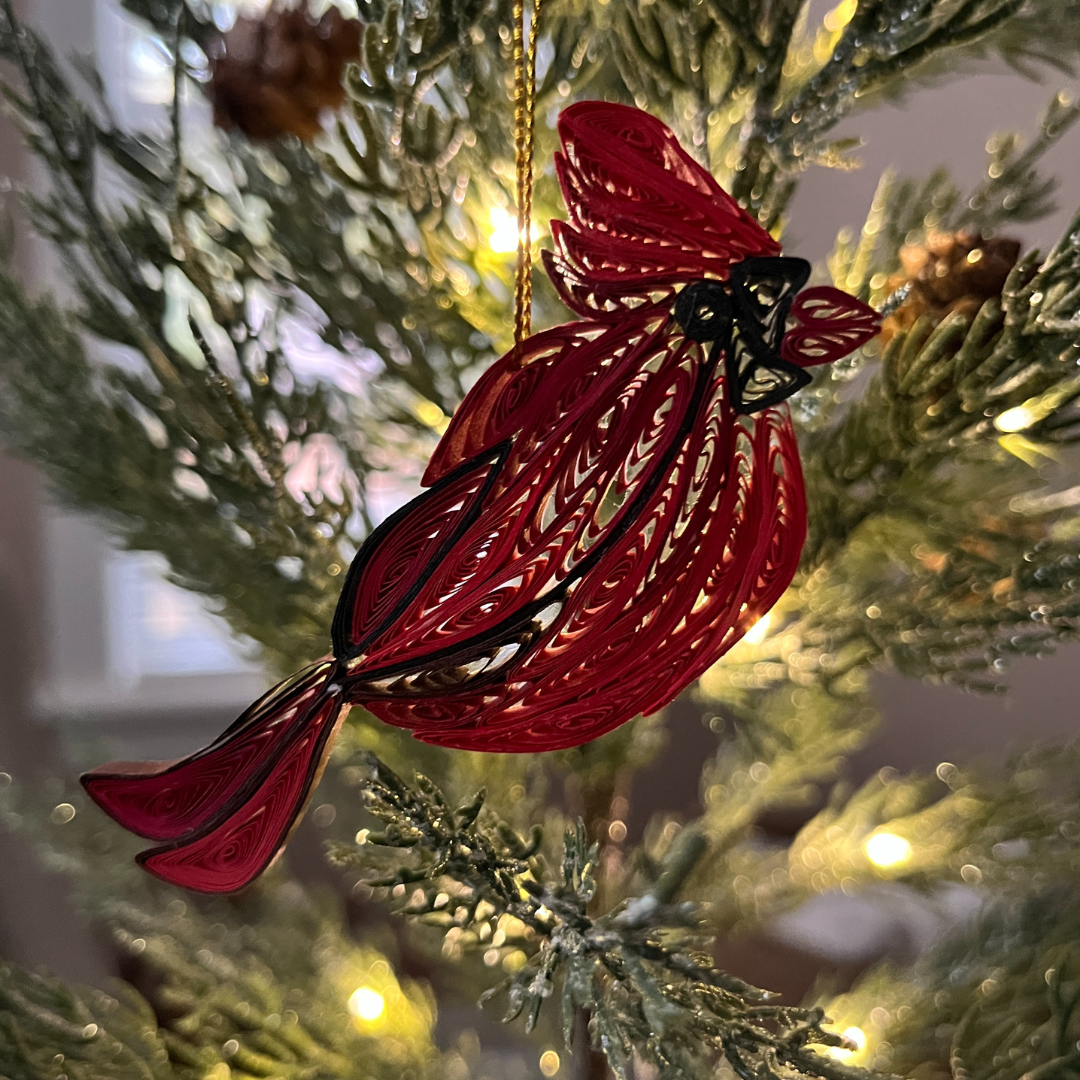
[[488, 208, 521, 254], [863, 832, 913, 868], [539, 1050, 561, 1077], [348, 986, 386, 1022], [829, 1025, 867, 1060], [843, 1027, 866, 1051], [995, 405, 1037, 433], [743, 612, 771, 645]]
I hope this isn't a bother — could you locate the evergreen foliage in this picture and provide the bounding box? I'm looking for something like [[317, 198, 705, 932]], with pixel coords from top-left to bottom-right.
[[0, 776, 474, 1080], [328, 756, 870, 1080], [2, 0, 1080, 1078]]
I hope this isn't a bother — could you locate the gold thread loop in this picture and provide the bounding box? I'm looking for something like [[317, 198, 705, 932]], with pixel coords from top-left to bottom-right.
[[512, 0, 543, 347]]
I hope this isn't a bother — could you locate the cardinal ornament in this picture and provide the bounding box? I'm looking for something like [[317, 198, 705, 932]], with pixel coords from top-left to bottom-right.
[[83, 102, 880, 893]]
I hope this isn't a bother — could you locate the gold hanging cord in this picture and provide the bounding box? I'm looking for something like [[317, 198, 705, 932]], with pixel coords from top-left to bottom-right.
[[512, 0, 543, 346]]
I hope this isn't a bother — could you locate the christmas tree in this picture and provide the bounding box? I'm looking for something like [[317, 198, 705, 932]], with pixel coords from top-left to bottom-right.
[[3, 0, 1080, 1077]]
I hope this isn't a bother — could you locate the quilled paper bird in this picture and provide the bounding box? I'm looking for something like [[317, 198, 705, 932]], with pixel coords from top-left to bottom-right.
[[82, 102, 880, 893]]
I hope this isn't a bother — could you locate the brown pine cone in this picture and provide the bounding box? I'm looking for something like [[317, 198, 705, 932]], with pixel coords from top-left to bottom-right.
[[880, 231, 1021, 345], [209, 4, 362, 141]]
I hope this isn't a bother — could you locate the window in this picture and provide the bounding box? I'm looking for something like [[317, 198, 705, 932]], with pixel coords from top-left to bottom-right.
[[106, 551, 259, 681], [38, 509, 267, 741]]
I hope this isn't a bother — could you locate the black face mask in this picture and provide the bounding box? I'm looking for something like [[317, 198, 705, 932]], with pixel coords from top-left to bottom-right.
[[673, 257, 813, 415]]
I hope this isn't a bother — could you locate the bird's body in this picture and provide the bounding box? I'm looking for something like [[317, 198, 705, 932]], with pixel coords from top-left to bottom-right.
[[345, 311, 805, 751], [83, 101, 879, 893]]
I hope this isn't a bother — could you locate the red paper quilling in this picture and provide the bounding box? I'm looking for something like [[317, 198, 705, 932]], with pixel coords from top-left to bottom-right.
[[83, 102, 880, 893]]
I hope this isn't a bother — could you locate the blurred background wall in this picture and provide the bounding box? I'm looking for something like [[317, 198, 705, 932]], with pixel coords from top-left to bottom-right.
[[0, 0, 1079, 990]]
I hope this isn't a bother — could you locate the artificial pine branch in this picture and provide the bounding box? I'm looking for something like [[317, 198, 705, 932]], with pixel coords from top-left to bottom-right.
[[0, 778, 468, 1080], [0, 961, 176, 1080], [813, 744, 1080, 1080], [710, 741, 1080, 936], [0, 0, 502, 670], [869, 889, 1080, 1080], [2, 1, 1080, 1078], [329, 755, 878, 1080], [694, 104, 1080, 733]]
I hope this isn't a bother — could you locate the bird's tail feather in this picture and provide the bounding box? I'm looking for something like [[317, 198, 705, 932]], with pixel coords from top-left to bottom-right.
[[81, 659, 346, 892]]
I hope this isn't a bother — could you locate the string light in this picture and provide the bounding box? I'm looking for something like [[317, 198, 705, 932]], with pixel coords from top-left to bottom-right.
[[489, 208, 521, 254], [863, 832, 913, 868], [995, 405, 1037, 433], [996, 389, 1063, 433], [829, 1025, 866, 1059], [539, 1050, 561, 1076], [843, 1026, 867, 1050], [744, 612, 772, 645], [348, 985, 386, 1023], [488, 207, 544, 255]]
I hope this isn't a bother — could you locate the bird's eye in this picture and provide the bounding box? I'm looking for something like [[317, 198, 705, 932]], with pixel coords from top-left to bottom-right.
[[673, 280, 733, 343]]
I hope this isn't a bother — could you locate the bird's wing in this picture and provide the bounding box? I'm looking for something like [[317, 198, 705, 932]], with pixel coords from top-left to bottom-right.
[[366, 399, 802, 751], [335, 314, 689, 671], [331, 449, 506, 659]]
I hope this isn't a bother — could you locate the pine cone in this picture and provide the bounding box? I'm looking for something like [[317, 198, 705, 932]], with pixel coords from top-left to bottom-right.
[[209, 4, 361, 141], [880, 231, 1021, 345]]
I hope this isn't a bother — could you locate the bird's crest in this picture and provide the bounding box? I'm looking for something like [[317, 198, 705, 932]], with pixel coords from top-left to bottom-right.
[[543, 101, 781, 318]]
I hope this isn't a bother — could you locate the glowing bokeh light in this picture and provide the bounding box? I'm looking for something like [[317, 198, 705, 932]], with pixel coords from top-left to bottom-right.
[[995, 405, 1036, 433], [829, 1025, 867, 1059], [863, 832, 913, 868], [488, 207, 521, 254], [824, 0, 858, 32], [348, 985, 386, 1022], [743, 612, 772, 645], [539, 1050, 561, 1076], [843, 1026, 866, 1050]]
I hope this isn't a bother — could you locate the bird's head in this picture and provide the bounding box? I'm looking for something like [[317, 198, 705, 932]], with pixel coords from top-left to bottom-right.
[[543, 102, 880, 413]]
